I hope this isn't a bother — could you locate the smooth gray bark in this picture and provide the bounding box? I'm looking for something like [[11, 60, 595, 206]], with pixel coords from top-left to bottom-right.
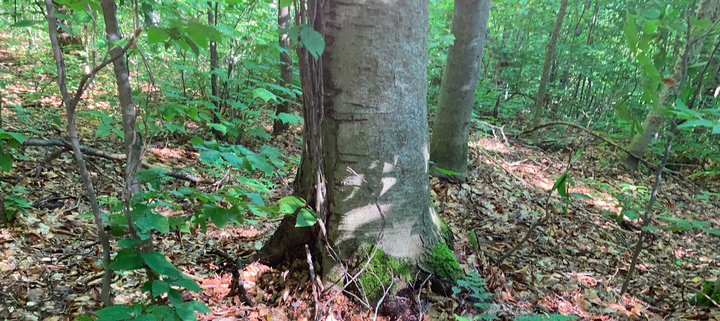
[[429, 0, 491, 181], [273, 4, 294, 134], [100, 0, 142, 195], [532, 0, 568, 123], [259, 0, 442, 282], [319, 0, 441, 279]]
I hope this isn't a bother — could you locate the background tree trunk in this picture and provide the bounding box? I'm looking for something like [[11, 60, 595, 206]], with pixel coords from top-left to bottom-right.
[[622, 0, 716, 170], [531, 0, 568, 123], [429, 0, 491, 181], [208, 1, 223, 140], [99, 0, 142, 195], [273, 4, 294, 134]]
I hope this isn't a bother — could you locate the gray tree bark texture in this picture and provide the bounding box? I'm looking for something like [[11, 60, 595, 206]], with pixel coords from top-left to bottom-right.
[[429, 0, 491, 181], [532, 0, 568, 123], [320, 0, 441, 277], [259, 0, 442, 283], [273, 5, 294, 134], [100, 0, 142, 194], [621, 0, 717, 170]]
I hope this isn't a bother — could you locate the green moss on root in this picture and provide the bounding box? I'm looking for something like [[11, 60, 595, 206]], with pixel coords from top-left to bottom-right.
[[428, 242, 464, 281], [357, 249, 413, 302]]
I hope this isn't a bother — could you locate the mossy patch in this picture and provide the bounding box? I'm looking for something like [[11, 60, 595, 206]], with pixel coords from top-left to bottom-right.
[[690, 279, 720, 307], [428, 242, 464, 281], [357, 249, 413, 302], [438, 217, 453, 246]]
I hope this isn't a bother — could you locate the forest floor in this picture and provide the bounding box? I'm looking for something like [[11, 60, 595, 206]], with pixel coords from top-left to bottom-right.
[[2, 42, 720, 321]]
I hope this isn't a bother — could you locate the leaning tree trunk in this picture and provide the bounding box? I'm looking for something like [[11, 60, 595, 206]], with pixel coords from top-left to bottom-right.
[[273, 4, 294, 134], [260, 0, 441, 284], [531, 0, 568, 123], [621, 0, 717, 170], [429, 0, 491, 181]]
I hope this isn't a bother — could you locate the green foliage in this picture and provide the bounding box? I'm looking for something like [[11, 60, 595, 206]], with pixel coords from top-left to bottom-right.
[[1, 184, 32, 222], [429, 242, 464, 281], [690, 279, 720, 307], [452, 272, 496, 320], [514, 314, 578, 321]]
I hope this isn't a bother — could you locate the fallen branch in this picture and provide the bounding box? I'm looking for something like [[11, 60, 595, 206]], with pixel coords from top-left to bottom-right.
[[23, 138, 211, 184], [208, 248, 254, 307], [517, 121, 658, 169]]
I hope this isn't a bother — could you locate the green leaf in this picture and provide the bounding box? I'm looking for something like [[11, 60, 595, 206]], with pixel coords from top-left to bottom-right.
[[299, 24, 325, 60], [109, 248, 144, 271], [208, 123, 227, 135], [199, 150, 222, 165], [205, 205, 231, 228], [641, 225, 658, 232], [469, 230, 479, 250], [147, 27, 170, 43], [623, 12, 639, 53], [0, 153, 13, 172], [712, 124, 720, 134], [570, 193, 592, 200], [295, 208, 318, 227], [246, 153, 273, 174], [6, 131, 26, 144], [118, 238, 140, 248], [252, 88, 277, 102], [279, 0, 293, 8], [10, 20, 44, 28], [276, 112, 302, 125], [278, 196, 305, 214], [678, 119, 715, 129], [703, 228, 720, 236], [552, 173, 568, 197], [246, 126, 272, 140], [142, 251, 177, 275], [170, 274, 202, 292], [151, 280, 170, 298], [132, 204, 169, 238], [96, 305, 134, 321], [622, 209, 639, 220]]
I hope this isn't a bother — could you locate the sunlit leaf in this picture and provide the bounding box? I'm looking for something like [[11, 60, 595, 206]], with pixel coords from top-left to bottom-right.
[[295, 208, 317, 227]]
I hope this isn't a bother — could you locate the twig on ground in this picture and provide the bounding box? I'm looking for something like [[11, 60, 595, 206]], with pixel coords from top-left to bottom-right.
[[372, 271, 395, 321], [306, 244, 320, 320]]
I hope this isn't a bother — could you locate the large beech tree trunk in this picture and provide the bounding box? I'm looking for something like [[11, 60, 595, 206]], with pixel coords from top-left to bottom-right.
[[260, 0, 441, 282], [429, 0, 491, 181], [531, 0, 568, 123]]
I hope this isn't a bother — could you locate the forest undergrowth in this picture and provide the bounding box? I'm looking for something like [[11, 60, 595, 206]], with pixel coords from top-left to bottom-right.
[[1, 33, 720, 321]]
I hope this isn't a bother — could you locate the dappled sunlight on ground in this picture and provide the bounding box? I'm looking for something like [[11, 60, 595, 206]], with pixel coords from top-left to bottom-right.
[[437, 135, 720, 320], [472, 137, 510, 154]]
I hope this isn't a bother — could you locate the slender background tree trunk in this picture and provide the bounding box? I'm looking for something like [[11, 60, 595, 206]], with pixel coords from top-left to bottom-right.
[[273, 4, 294, 134], [429, 0, 491, 181], [532, 0, 568, 123]]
